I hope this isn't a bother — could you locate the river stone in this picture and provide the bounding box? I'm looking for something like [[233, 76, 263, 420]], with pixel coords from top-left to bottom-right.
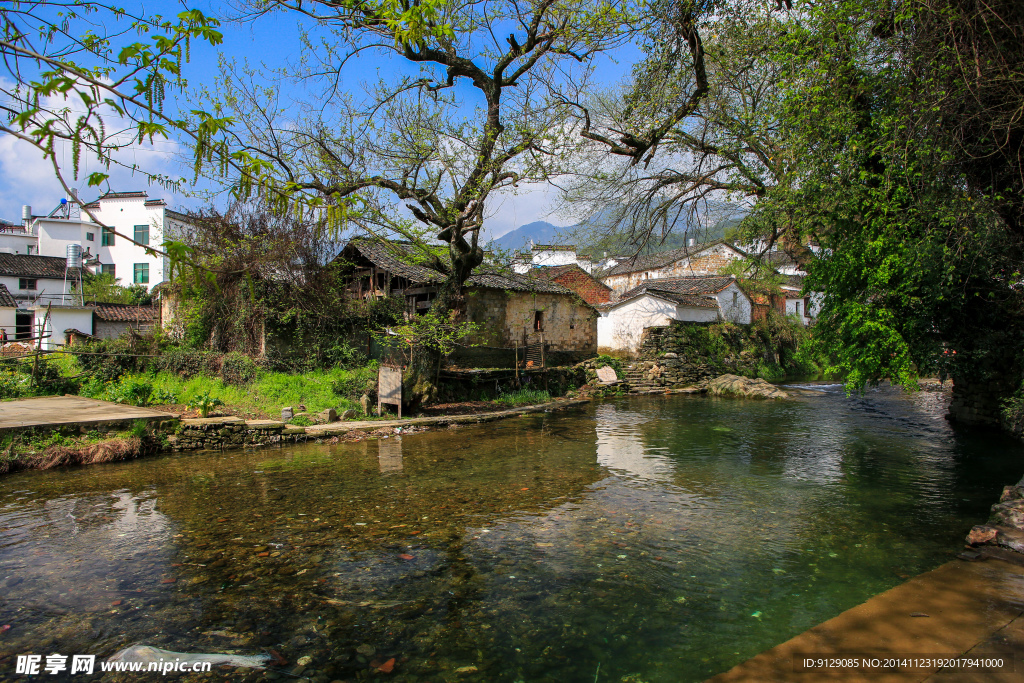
[[355, 644, 375, 657], [281, 407, 294, 421], [360, 394, 371, 414], [705, 374, 789, 400], [340, 409, 355, 420], [596, 366, 618, 384], [990, 499, 1024, 528], [319, 409, 338, 424], [966, 525, 999, 545]]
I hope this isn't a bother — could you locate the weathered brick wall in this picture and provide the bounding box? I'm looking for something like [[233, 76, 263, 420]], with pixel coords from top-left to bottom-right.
[[553, 269, 611, 304]]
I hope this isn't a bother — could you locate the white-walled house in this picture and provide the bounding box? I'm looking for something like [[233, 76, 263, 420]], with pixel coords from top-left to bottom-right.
[[512, 244, 595, 274], [597, 276, 752, 353], [0, 253, 73, 305], [82, 191, 187, 288], [32, 305, 94, 350]]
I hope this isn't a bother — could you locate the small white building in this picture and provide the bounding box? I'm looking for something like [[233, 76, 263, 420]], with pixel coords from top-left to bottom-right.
[[512, 244, 595, 274], [32, 305, 94, 350], [597, 276, 752, 353]]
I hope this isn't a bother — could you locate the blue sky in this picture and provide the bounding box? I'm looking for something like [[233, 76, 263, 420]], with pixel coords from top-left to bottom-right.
[[0, 1, 640, 239]]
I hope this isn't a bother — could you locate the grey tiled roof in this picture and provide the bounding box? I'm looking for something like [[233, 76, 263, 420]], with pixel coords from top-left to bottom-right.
[[0, 254, 68, 279], [653, 292, 718, 308], [0, 284, 17, 308], [603, 239, 742, 276], [342, 239, 574, 294], [619, 276, 737, 300], [92, 303, 157, 322]]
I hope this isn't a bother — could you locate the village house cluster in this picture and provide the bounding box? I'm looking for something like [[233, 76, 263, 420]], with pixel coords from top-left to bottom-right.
[[0, 191, 814, 357], [0, 191, 177, 347]]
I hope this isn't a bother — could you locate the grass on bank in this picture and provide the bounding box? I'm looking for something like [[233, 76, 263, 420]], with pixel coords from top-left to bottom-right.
[[80, 365, 378, 419]]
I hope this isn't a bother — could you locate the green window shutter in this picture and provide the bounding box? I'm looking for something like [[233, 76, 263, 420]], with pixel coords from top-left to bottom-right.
[[134, 224, 149, 246]]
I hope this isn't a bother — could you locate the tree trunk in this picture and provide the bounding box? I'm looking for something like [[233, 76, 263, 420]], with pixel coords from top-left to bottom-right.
[[402, 235, 484, 409]]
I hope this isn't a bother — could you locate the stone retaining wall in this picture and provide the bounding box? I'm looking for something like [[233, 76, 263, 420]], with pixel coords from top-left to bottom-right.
[[165, 417, 308, 451], [626, 322, 764, 391]]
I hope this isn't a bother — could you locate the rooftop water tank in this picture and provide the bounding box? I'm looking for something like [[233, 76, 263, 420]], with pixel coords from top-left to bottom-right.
[[66, 243, 83, 269], [21, 205, 31, 222]]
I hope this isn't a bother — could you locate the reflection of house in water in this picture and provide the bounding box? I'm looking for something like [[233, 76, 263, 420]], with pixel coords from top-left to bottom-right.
[[379, 437, 403, 473], [594, 403, 676, 481]]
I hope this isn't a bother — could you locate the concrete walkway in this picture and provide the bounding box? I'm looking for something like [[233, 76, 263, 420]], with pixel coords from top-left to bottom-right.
[[706, 556, 1024, 682], [0, 395, 176, 432]]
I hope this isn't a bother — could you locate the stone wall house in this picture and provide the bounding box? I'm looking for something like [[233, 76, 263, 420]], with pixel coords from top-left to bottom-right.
[[532, 264, 612, 305], [337, 239, 598, 367], [600, 240, 747, 297], [597, 276, 752, 354], [92, 303, 157, 339]]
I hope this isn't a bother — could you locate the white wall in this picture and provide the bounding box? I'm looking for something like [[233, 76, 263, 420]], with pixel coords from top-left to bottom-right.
[[598, 295, 678, 353], [0, 275, 70, 304], [0, 232, 38, 254], [33, 306, 93, 350], [785, 296, 808, 325], [36, 218, 98, 260], [675, 303, 719, 323], [86, 197, 169, 289], [0, 306, 16, 338], [532, 248, 577, 267], [715, 282, 752, 325]]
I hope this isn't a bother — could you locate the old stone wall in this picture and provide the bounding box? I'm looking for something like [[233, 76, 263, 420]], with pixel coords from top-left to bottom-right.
[[623, 322, 765, 392], [455, 288, 597, 366], [165, 417, 306, 451], [949, 375, 1019, 428]]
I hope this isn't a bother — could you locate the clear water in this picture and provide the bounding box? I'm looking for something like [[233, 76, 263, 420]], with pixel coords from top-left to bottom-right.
[[1, 385, 1022, 682]]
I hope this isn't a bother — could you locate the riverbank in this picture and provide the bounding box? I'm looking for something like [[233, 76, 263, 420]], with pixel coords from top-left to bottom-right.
[[0, 395, 592, 474]]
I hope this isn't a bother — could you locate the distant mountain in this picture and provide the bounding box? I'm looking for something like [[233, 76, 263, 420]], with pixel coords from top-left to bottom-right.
[[490, 210, 744, 257], [490, 221, 569, 252]]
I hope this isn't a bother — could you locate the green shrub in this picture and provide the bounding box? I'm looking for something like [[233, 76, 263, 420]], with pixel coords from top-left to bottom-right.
[[157, 348, 220, 379], [289, 414, 313, 426], [220, 352, 260, 385]]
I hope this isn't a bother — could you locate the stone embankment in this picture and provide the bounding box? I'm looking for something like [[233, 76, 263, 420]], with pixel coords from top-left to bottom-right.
[[163, 399, 595, 451], [168, 417, 308, 451], [965, 475, 1024, 562]]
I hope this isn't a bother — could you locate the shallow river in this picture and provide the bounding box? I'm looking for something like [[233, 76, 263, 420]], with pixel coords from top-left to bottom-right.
[[1, 385, 1023, 682]]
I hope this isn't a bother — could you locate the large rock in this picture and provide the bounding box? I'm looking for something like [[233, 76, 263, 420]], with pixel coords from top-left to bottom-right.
[[705, 374, 789, 400], [596, 366, 618, 384], [990, 499, 1024, 528]]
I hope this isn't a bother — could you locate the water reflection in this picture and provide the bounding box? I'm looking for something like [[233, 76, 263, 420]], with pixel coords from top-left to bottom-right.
[[0, 389, 1022, 683], [378, 436, 403, 473], [595, 403, 676, 482]]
